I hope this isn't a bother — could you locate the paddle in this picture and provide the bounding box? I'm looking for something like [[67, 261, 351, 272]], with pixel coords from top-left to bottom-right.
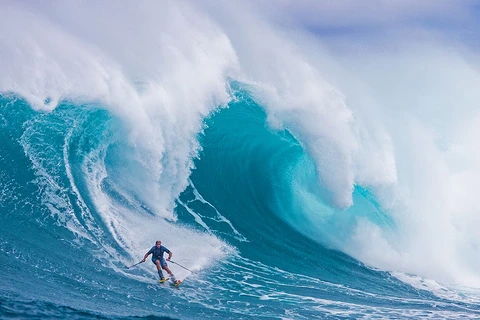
[[126, 261, 144, 269], [169, 260, 195, 273]]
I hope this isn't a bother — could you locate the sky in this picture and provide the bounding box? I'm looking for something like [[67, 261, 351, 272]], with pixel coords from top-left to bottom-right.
[[252, 0, 477, 28], [11, 0, 480, 45], [247, 0, 480, 47]]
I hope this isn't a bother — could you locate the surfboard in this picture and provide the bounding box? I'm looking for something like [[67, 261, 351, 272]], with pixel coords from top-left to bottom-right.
[[158, 277, 170, 283], [173, 280, 182, 287]]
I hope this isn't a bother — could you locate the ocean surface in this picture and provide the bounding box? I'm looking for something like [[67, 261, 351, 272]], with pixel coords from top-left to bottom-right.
[[2, 1, 480, 319]]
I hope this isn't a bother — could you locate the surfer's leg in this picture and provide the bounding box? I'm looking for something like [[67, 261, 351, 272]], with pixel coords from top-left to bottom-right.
[[154, 259, 165, 279], [161, 260, 177, 282]]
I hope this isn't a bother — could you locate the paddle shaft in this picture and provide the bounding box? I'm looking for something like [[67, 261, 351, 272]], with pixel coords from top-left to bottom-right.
[[170, 260, 195, 273], [126, 261, 144, 269]]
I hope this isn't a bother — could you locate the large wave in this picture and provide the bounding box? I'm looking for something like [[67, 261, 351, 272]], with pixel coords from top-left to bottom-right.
[[2, 2, 480, 317]]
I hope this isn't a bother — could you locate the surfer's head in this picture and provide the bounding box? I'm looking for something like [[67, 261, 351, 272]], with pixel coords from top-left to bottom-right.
[[155, 240, 162, 247]]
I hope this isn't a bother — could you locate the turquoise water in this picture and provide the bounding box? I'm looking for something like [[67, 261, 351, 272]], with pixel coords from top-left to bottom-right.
[[1, 91, 480, 319]]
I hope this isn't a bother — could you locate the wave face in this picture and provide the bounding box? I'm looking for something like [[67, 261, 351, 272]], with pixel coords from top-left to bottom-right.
[[2, 1, 480, 319]]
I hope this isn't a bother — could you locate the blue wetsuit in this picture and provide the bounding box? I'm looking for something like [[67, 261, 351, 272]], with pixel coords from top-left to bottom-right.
[[147, 245, 171, 267]]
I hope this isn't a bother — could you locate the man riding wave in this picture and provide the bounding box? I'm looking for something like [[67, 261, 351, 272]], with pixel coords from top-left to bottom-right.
[[142, 240, 180, 285]]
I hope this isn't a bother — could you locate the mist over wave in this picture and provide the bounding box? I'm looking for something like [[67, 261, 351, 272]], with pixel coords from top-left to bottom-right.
[[2, 1, 480, 318]]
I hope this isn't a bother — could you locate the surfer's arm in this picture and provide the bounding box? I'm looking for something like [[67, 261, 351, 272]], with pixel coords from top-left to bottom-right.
[[142, 248, 154, 262], [166, 251, 172, 261]]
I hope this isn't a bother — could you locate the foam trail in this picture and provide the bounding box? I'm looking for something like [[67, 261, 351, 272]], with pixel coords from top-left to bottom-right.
[[177, 199, 212, 232], [189, 179, 246, 241], [18, 115, 95, 242]]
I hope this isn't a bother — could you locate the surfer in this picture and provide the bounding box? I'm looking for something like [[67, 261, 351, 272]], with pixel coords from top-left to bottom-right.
[[142, 240, 180, 285]]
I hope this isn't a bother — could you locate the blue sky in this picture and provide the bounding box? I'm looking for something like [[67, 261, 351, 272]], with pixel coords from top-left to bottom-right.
[[248, 0, 480, 47]]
